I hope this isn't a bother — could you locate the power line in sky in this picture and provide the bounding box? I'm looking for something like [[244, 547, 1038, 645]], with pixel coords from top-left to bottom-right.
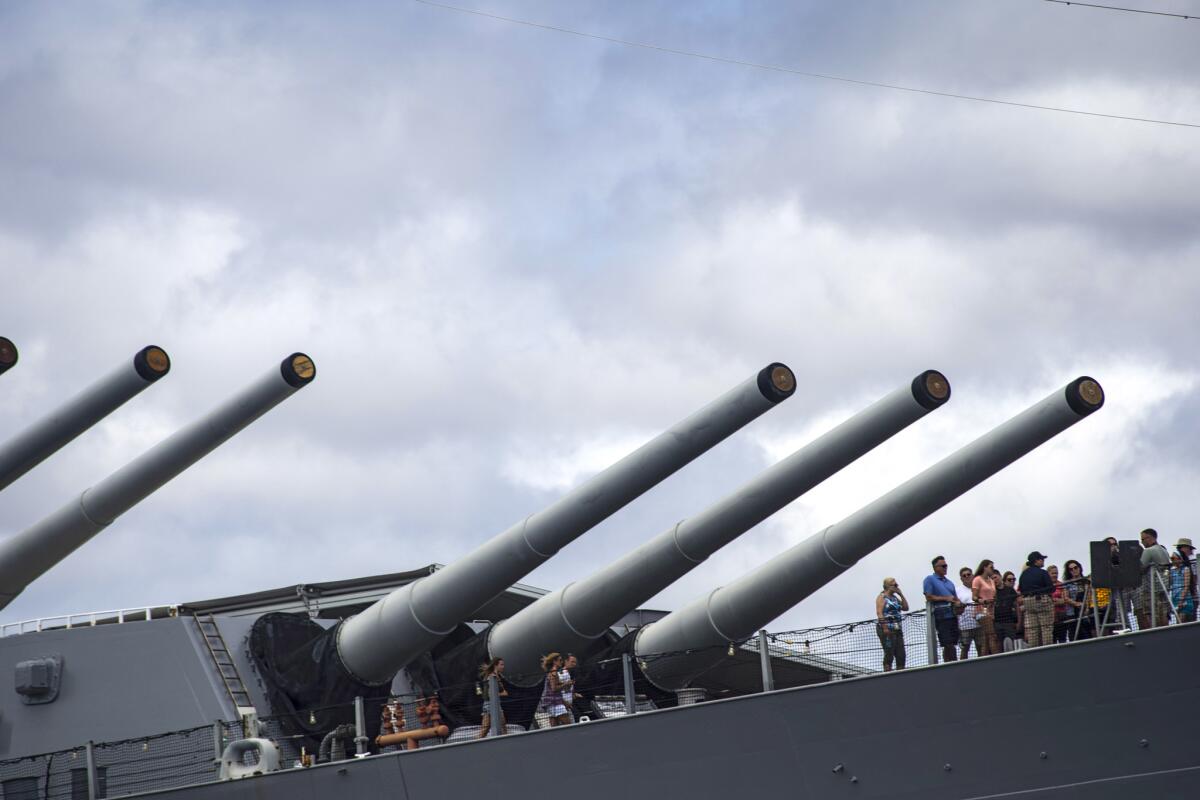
[[1042, 0, 1197, 21], [413, 0, 1199, 130]]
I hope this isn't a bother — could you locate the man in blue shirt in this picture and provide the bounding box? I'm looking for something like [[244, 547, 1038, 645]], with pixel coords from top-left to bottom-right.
[[923, 555, 960, 662]]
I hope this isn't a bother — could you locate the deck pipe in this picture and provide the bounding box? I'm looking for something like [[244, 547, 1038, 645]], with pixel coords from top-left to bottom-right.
[[635, 376, 1105, 690], [0, 353, 316, 611], [334, 363, 798, 685], [0, 346, 170, 493], [488, 371, 951, 685]]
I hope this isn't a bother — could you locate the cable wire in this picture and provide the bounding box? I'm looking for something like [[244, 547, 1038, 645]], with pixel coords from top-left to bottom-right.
[[413, 0, 1200, 129], [1043, 0, 1197, 21]]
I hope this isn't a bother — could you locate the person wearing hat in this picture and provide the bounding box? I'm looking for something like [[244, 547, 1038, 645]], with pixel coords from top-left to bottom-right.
[[1174, 537, 1197, 623], [1168, 551, 1194, 623], [1018, 551, 1055, 647]]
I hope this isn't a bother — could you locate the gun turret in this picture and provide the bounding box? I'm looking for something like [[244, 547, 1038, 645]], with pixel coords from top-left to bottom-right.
[[333, 363, 797, 685], [0, 345, 170, 493], [0, 353, 316, 611], [634, 376, 1104, 690], [0, 337, 16, 377], [488, 371, 951, 684]]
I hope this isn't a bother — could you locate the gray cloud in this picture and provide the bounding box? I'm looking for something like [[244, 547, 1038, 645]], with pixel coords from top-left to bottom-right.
[[0, 1, 1196, 637]]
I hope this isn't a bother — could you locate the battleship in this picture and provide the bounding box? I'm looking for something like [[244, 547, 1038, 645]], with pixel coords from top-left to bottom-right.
[[1, 340, 1197, 800]]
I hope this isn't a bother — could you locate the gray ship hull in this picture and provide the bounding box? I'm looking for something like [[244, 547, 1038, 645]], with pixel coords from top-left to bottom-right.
[[149, 621, 1199, 800]]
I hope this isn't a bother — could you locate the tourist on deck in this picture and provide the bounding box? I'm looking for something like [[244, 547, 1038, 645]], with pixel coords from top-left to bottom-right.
[[972, 560, 998, 655], [1136, 528, 1170, 630], [1169, 552, 1194, 624], [923, 555, 960, 662], [994, 571, 1020, 650], [1060, 560, 1088, 640], [875, 577, 909, 671], [1019, 551, 1055, 647], [1174, 537, 1197, 623], [477, 657, 509, 738], [561, 654, 580, 721], [957, 567, 983, 659], [539, 652, 572, 727], [1048, 565, 1068, 644]]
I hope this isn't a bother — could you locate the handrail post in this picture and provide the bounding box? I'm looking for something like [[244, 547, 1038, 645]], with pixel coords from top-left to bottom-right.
[[212, 721, 224, 773], [488, 675, 502, 737], [622, 653, 636, 715], [1156, 569, 1177, 624], [925, 602, 937, 664], [758, 630, 774, 692], [353, 696, 369, 756], [1149, 570, 1156, 628], [85, 740, 98, 800]]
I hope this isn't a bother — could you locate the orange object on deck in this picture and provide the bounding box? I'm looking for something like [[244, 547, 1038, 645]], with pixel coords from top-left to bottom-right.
[[376, 726, 450, 748]]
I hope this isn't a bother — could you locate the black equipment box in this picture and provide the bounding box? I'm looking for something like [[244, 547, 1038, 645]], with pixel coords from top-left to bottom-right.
[[1089, 540, 1142, 590]]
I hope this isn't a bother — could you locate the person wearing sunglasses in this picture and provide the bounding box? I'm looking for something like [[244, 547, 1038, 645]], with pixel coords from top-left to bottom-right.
[[1060, 560, 1089, 640], [923, 555, 960, 663], [994, 571, 1020, 650]]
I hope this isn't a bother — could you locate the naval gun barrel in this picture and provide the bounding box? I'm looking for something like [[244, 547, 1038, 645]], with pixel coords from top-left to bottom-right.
[[0, 337, 16, 378], [334, 362, 798, 685], [0, 353, 316, 611], [0, 346, 170, 493], [488, 370, 951, 684], [635, 376, 1104, 689]]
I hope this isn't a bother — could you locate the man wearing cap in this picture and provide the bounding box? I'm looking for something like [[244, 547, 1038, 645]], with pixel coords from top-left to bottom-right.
[[1174, 537, 1197, 623], [1018, 551, 1055, 647], [1136, 528, 1170, 630]]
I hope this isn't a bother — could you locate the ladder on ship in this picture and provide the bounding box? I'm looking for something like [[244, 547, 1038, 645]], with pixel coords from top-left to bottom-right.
[[195, 613, 256, 716]]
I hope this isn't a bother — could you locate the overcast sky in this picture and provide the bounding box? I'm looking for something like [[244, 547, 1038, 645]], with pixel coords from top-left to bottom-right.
[[1, 0, 1197, 636]]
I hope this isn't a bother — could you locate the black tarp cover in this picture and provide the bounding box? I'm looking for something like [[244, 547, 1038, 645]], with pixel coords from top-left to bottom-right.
[[249, 612, 382, 745], [424, 626, 632, 729], [418, 628, 547, 731]]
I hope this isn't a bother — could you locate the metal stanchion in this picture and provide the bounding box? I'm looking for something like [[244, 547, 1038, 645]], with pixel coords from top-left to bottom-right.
[[758, 629, 774, 692], [925, 603, 937, 664], [211, 721, 224, 773], [1115, 588, 1129, 632], [353, 696, 368, 756], [1155, 570, 1178, 625], [488, 675, 502, 736], [1150, 572, 1157, 628], [85, 741, 98, 800], [622, 653, 636, 715]]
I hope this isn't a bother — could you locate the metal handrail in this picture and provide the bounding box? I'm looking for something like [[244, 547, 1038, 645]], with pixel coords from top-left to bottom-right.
[[0, 604, 177, 637]]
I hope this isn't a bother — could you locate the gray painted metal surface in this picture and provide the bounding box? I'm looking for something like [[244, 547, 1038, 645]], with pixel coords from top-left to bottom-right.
[[488, 371, 950, 682], [336, 363, 797, 685], [0, 345, 170, 493], [636, 376, 1105, 688], [0, 617, 229, 757], [130, 623, 1200, 800], [0, 337, 17, 377], [0, 353, 316, 610]]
